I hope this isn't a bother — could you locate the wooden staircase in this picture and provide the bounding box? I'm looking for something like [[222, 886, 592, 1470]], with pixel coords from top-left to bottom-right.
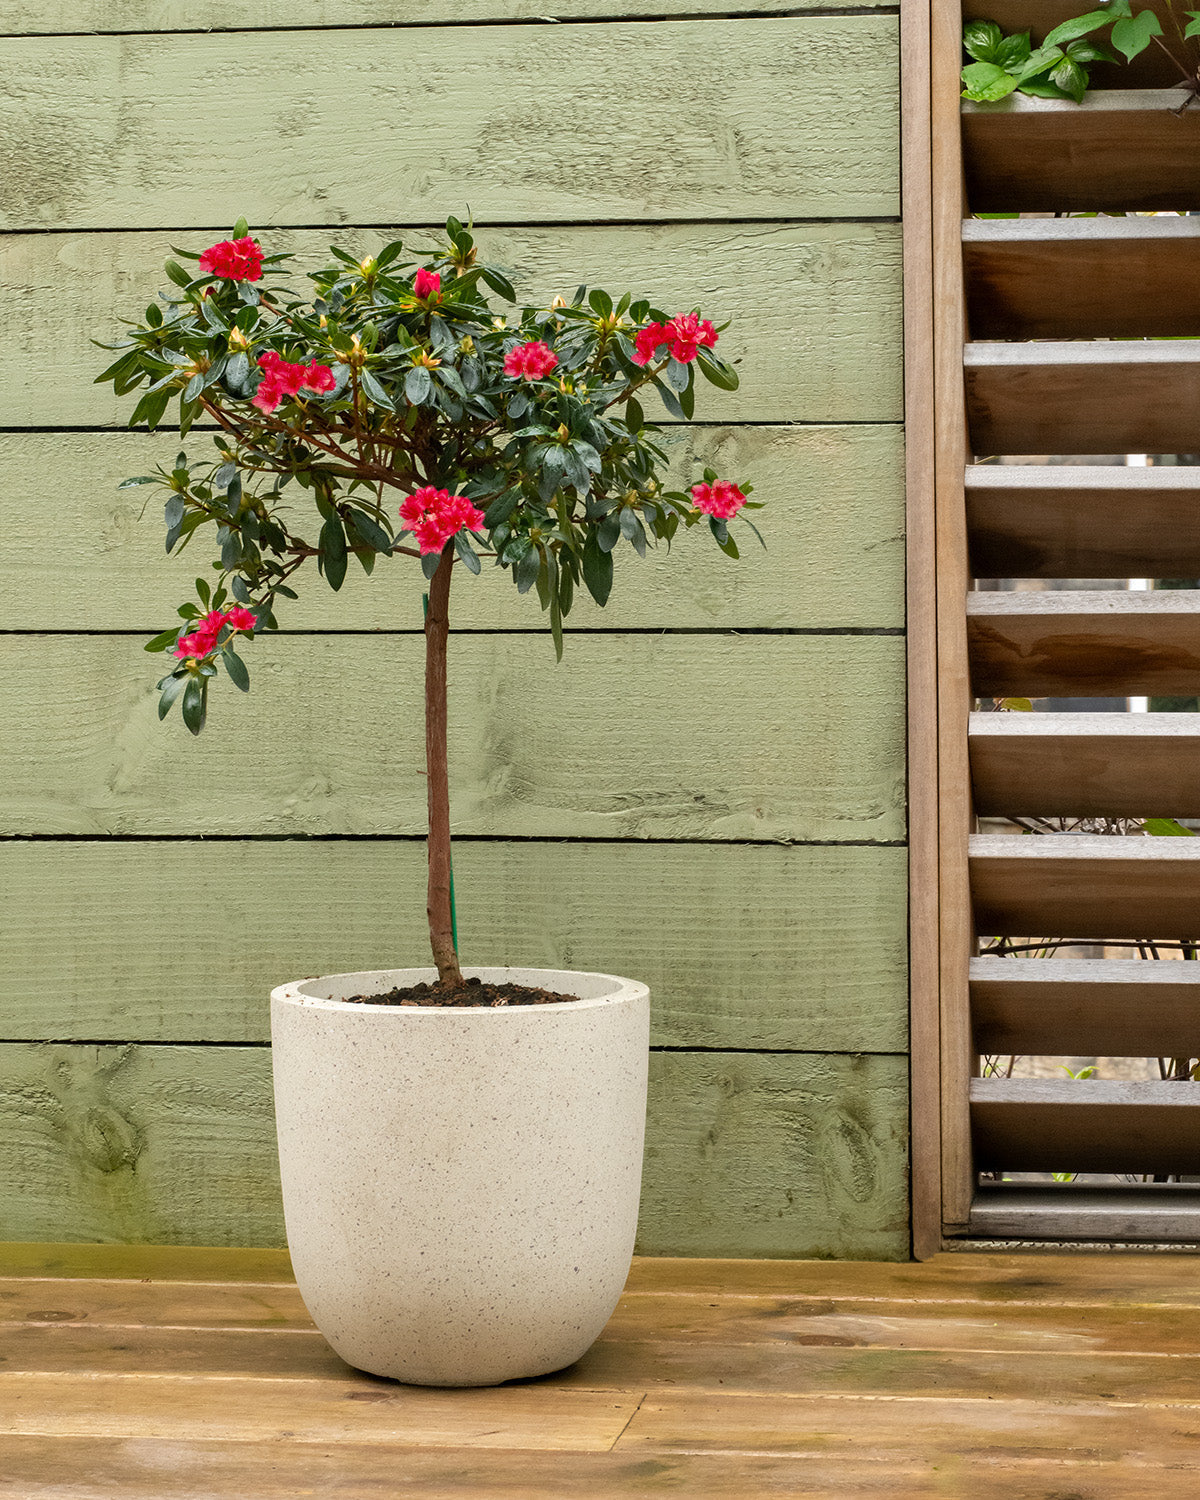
[[943, 4, 1200, 1243]]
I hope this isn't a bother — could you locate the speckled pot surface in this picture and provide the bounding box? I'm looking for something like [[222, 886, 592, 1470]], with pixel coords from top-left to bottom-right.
[[270, 966, 650, 1387]]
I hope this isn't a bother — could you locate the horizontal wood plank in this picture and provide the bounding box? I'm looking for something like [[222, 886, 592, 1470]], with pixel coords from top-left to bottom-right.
[[0, 1047, 911, 1257], [0, 1437, 1174, 1500], [971, 1184, 1200, 1242], [971, 832, 1200, 940], [0, 426, 906, 631], [3, 223, 903, 429], [960, 0, 1186, 87], [970, 956, 1200, 1056], [971, 1076, 1200, 1174], [0, 634, 907, 841], [967, 590, 1200, 698], [0, 0, 898, 28], [964, 216, 1200, 340], [965, 340, 1200, 456], [0, 1242, 293, 1281], [0, 22, 899, 231], [965, 464, 1200, 579], [14, 1319, 1200, 1404], [963, 90, 1200, 213], [0, 1371, 642, 1449], [617, 1387, 1200, 1461], [969, 711, 1200, 819], [0, 840, 909, 1053]]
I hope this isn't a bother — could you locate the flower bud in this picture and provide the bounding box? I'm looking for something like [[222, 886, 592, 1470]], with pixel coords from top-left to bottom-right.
[[556, 423, 570, 443]]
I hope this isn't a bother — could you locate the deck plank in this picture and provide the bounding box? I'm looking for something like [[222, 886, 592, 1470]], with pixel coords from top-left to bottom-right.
[[3, 1249, 1200, 1494]]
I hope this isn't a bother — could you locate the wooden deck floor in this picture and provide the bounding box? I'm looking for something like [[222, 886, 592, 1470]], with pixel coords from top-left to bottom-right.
[[1, 1246, 1199, 1496]]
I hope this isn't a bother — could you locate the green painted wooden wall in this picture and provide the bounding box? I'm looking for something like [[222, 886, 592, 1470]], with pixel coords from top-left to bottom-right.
[[0, 0, 907, 1257]]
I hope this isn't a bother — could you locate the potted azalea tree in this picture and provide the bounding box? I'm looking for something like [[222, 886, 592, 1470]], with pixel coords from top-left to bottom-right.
[[97, 218, 761, 1386]]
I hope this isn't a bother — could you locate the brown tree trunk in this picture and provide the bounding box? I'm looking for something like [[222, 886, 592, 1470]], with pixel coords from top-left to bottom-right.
[[425, 545, 462, 985]]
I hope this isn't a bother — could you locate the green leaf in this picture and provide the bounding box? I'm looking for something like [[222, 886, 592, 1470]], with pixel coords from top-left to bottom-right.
[[480, 266, 517, 302], [320, 516, 348, 591], [163, 258, 192, 288], [1111, 8, 1162, 60], [421, 548, 442, 580], [1050, 56, 1089, 101], [484, 488, 522, 528], [225, 351, 250, 391], [164, 495, 185, 531], [695, 350, 739, 391], [223, 647, 251, 692], [454, 532, 482, 574], [346, 508, 393, 553], [652, 377, 686, 420], [514, 544, 541, 594], [1065, 37, 1118, 62], [582, 532, 613, 607], [145, 628, 180, 654], [625, 395, 645, 432], [118, 475, 160, 490], [1013, 43, 1065, 80], [1016, 76, 1074, 97], [962, 19, 1004, 60], [181, 676, 206, 735], [961, 61, 1020, 100], [1187, 12, 1200, 39], [994, 29, 1032, 66], [359, 368, 393, 409], [1044, 8, 1117, 45], [157, 673, 188, 719], [1145, 817, 1197, 837], [405, 366, 433, 405]]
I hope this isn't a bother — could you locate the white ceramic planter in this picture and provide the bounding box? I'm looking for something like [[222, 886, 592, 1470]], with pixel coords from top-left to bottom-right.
[[270, 966, 650, 1387]]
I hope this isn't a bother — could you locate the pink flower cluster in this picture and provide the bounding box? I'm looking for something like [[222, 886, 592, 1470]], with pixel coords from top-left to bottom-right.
[[198, 236, 264, 283], [414, 268, 441, 300], [399, 486, 487, 556], [174, 606, 258, 659], [252, 350, 337, 413], [632, 313, 718, 367], [503, 340, 559, 381], [691, 480, 747, 520]]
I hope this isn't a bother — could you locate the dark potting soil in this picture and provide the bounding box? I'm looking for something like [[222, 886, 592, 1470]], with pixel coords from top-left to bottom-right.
[[343, 976, 580, 1008]]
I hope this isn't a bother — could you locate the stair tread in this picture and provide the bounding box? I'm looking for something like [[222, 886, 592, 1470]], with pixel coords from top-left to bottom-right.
[[971, 956, 1200, 984]]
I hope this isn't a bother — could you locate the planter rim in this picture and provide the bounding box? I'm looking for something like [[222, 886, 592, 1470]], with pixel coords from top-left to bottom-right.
[[271, 965, 648, 1016]]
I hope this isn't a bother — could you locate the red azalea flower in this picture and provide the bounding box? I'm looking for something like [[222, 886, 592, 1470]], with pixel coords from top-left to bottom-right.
[[252, 351, 335, 413], [400, 486, 487, 555], [225, 606, 258, 631], [198, 235, 264, 283], [631, 322, 668, 367], [691, 479, 746, 520], [503, 340, 559, 381], [665, 313, 718, 364], [413, 268, 441, 300]]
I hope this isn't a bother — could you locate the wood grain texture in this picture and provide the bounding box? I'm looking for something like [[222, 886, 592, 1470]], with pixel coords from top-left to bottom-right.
[[641, 1050, 910, 1260], [971, 1184, 1200, 1242], [0, 840, 909, 1053], [966, 463, 1200, 579], [1, 223, 904, 428], [932, 0, 975, 1237], [901, 0, 941, 1261], [616, 1388, 1200, 1462], [971, 1077, 1200, 1175], [965, 339, 1200, 456], [964, 216, 1200, 340], [0, 1241, 293, 1280], [0, 1371, 642, 1450], [0, 0, 898, 28], [0, 1045, 282, 1246], [0, 634, 907, 841], [0, 1047, 910, 1255], [0, 1437, 1178, 1500], [971, 832, 1200, 940], [967, 589, 1200, 699], [971, 956, 1200, 1057], [963, 90, 1200, 213], [0, 426, 906, 632], [0, 22, 900, 231], [969, 711, 1200, 819]]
